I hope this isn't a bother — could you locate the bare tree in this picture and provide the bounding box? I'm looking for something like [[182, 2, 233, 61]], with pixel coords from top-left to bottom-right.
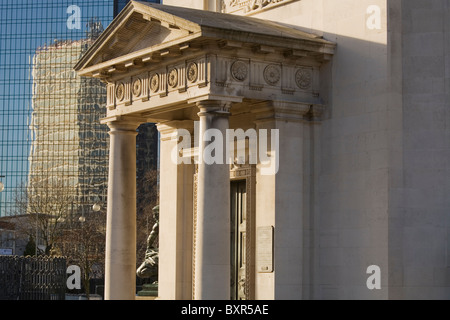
[[58, 209, 106, 298], [13, 178, 107, 298], [13, 178, 75, 255]]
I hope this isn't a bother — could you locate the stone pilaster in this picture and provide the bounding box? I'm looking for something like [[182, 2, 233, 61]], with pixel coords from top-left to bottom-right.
[[252, 101, 311, 300]]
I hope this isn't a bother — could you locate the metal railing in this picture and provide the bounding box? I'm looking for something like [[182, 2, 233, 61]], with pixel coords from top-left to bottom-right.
[[0, 255, 66, 300]]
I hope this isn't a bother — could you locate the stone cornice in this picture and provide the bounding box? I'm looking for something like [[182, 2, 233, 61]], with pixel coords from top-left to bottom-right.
[[77, 31, 333, 81], [74, 1, 335, 80], [75, 2, 334, 123]]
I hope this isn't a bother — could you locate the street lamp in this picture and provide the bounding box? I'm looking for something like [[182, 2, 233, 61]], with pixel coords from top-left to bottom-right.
[[92, 203, 101, 212]]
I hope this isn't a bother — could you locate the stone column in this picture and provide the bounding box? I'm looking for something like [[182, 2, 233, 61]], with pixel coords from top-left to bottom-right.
[[102, 116, 144, 300], [194, 100, 231, 300], [157, 121, 195, 300]]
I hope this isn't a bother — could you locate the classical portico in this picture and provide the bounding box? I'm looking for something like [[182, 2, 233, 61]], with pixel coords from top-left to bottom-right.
[[75, 1, 334, 300]]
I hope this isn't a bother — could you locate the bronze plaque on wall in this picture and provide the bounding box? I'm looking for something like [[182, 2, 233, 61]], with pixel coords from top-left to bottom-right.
[[256, 226, 274, 273]]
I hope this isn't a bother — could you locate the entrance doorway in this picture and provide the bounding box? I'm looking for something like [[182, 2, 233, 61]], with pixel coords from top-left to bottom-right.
[[230, 180, 247, 300]]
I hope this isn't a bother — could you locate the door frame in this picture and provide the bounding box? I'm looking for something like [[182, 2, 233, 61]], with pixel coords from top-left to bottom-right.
[[192, 163, 256, 299], [229, 164, 256, 300]]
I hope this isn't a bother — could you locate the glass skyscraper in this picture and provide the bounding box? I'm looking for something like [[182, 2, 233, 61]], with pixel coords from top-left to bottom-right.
[[28, 32, 108, 216], [0, 0, 159, 218]]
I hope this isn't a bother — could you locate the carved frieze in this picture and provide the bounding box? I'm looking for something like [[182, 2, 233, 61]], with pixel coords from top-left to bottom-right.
[[115, 83, 125, 102], [215, 56, 316, 97], [187, 62, 198, 83], [131, 74, 149, 102], [132, 78, 142, 97], [168, 68, 178, 88], [221, 0, 294, 15], [106, 55, 316, 111], [295, 67, 312, 90], [263, 64, 281, 86], [107, 57, 208, 109], [106, 83, 115, 110], [149, 73, 159, 93], [231, 60, 249, 82]]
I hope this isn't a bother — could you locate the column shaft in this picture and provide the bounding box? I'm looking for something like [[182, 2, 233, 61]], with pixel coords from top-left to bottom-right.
[[157, 121, 194, 300], [194, 101, 231, 300], [104, 118, 141, 300]]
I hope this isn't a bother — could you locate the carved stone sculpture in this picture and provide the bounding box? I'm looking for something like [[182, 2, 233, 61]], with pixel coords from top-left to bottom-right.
[[222, 0, 287, 13], [136, 205, 159, 279]]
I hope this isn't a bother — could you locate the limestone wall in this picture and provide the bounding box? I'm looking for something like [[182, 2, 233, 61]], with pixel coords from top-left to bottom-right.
[[252, 0, 391, 300], [159, 0, 450, 299], [390, 0, 450, 299], [251, 0, 450, 300]]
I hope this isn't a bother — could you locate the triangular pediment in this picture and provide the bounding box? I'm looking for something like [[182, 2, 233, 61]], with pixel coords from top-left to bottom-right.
[[75, 1, 335, 77], [75, 1, 202, 74], [92, 12, 193, 63]]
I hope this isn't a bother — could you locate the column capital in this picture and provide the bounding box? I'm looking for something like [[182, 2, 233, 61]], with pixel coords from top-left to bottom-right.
[[251, 100, 314, 124], [100, 115, 147, 132], [196, 100, 232, 117], [156, 120, 195, 141]]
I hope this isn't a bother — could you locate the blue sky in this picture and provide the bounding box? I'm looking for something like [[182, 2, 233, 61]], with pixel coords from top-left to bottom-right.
[[0, 0, 115, 216]]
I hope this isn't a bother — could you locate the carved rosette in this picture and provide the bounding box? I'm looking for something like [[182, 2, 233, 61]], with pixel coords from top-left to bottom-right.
[[168, 68, 178, 88], [295, 68, 312, 90], [115, 83, 125, 101], [187, 62, 198, 83], [132, 78, 142, 97], [149, 73, 159, 93], [231, 60, 248, 81], [263, 64, 280, 86]]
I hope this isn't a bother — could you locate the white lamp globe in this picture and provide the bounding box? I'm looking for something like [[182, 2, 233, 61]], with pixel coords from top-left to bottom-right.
[[92, 203, 101, 212]]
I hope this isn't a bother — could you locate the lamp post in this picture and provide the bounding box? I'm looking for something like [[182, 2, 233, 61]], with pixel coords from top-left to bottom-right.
[[0, 175, 5, 217], [36, 212, 39, 255], [35, 194, 40, 256]]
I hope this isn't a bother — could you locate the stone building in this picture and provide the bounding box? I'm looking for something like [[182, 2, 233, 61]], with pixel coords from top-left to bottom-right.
[[75, 0, 450, 300]]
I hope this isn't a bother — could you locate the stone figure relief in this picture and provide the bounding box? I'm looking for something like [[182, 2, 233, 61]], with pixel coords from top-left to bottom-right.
[[222, 0, 287, 13], [136, 205, 159, 279]]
